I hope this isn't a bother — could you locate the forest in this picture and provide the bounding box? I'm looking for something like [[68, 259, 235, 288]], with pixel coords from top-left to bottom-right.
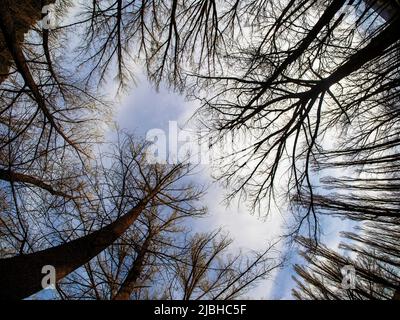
[[0, 0, 399, 300]]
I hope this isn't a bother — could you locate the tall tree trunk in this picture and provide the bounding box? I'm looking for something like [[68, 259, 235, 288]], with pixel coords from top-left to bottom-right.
[[307, 15, 400, 97], [0, 4, 78, 149], [0, 188, 159, 300], [0, 0, 55, 83], [113, 233, 152, 300]]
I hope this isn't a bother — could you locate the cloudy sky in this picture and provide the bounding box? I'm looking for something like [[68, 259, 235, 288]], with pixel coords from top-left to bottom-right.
[[33, 1, 363, 299], [95, 69, 356, 299]]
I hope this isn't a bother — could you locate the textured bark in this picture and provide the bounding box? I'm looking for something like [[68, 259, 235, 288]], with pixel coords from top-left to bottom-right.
[[393, 287, 400, 300], [0, 168, 74, 199], [0, 187, 160, 300], [0, 0, 55, 83]]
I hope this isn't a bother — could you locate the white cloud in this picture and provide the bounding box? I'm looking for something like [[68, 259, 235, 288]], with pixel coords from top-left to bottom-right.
[[112, 70, 286, 298]]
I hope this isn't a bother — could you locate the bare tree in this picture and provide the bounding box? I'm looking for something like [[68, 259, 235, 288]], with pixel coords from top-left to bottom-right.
[[6, 0, 399, 236], [189, 1, 400, 237], [292, 226, 400, 300], [0, 132, 203, 300], [2, 0, 399, 301], [48, 133, 281, 300], [56, 227, 282, 300], [65, 0, 399, 237], [157, 232, 281, 300]]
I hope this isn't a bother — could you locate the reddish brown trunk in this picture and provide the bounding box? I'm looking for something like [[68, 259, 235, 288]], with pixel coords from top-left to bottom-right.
[[113, 234, 152, 300], [0, 189, 159, 300], [0, 1, 55, 83], [0, 168, 74, 199], [393, 286, 400, 300], [0, 4, 78, 149]]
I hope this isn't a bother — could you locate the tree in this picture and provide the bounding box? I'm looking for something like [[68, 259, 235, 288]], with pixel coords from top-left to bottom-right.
[[62, 0, 400, 235], [189, 0, 400, 236], [0, 0, 105, 193], [0, 132, 204, 299], [292, 224, 400, 300], [0, 0, 108, 288], [0, 0, 58, 84], [0, 1, 286, 300], [2, 0, 399, 300], [157, 232, 281, 300], [5, 0, 399, 234], [50, 133, 282, 300], [56, 227, 282, 300]]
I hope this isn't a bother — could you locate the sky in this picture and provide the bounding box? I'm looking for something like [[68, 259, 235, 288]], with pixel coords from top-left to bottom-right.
[[99, 70, 357, 299], [30, 1, 366, 300], [27, 3, 292, 300], [105, 72, 285, 299]]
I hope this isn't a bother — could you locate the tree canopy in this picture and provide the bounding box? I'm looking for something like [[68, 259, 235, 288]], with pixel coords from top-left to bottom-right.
[[0, 0, 399, 300]]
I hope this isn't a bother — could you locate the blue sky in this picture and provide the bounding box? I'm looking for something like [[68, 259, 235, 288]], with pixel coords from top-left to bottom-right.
[[96, 70, 357, 299], [28, 1, 366, 299], [104, 72, 285, 299]]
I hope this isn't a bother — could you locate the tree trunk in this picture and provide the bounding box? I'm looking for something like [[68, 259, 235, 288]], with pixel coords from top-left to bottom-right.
[[392, 286, 400, 300], [0, 4, 78, 149], [0, 0, 55, 83], [0, 188, 159, 300], [308, 15, 400, 96], [113, 234, 152, 300]]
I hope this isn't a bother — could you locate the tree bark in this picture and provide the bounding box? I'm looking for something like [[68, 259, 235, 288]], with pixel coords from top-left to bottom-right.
[[0, 168, 74, 199], [0, 188, 159, 300], [392, 286, 400, 300], [0, 4, 78, 150], [113, 233, 152, 300], [0, 0, 55, 83]]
